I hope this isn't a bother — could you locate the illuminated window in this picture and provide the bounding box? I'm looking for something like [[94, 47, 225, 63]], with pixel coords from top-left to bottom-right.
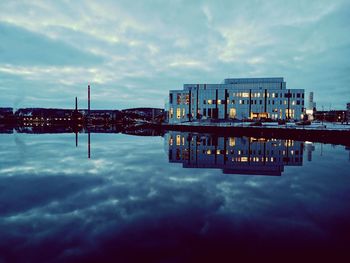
[[169, 108, 174, 118], [176, 108, 181, 119], [242, 92, 249, 98], [176, 135, 181, 145], [182, 108, 185, 118], [185, 94, 190, 105], [229, 108, 236, 118], [177, 94, 181, 105], [207, 100, 213, 105]]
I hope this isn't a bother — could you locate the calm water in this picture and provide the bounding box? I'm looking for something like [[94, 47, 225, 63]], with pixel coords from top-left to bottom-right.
[[0, 131, 350, 262]]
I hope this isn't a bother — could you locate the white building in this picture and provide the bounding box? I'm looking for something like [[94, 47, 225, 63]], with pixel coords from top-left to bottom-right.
[[168, 77, 305, 123]]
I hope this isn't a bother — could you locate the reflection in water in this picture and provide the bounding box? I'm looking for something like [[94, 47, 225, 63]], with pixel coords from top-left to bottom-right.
[[166, 132, 304, 176], [0, 130, 350, 261]]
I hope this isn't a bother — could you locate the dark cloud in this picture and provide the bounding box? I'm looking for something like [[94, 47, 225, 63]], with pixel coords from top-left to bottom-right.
[[0, 22, 103, 66]]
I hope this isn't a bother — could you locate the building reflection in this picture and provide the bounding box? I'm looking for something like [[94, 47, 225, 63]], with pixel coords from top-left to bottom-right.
[[166, 131, 304, 176]]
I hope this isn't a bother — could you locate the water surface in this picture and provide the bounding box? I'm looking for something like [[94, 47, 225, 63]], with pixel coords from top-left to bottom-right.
[[0, 132, 349, 262]]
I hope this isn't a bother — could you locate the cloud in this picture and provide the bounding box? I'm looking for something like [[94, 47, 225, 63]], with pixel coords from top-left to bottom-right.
[[0, 22, 103, 66], [0, 0, 349, 109]]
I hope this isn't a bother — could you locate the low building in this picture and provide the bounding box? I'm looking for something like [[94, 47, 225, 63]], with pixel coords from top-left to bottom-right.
[[168, 77, 304, 123], [122, 107, 164, 122], [314, 110, 347, 122], [0, 108, 14, 122]]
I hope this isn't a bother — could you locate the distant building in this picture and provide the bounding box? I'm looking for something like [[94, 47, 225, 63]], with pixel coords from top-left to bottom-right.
[[347, 103, 350, 123], [314, 110, 347, 122], [122, 108, 165, 122], [305, 92, 316, 121], [168, 77, 304, 123], [0, 108, 14, 122], [165, 131, 303, 176]]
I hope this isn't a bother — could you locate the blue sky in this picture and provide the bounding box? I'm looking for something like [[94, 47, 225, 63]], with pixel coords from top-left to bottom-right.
[[0, 0, 349, 110]]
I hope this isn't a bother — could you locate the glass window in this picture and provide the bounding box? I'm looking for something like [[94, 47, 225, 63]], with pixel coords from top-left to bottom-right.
[[176, 108, 181, 119], [177, 94, 181, 105]]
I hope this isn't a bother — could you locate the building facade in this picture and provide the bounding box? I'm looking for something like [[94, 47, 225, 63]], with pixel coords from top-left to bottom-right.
[[168, 77, 305, 123]]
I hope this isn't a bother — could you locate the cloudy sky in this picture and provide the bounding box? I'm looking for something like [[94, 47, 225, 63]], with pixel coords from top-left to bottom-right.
[[0, 0, 349, 110]]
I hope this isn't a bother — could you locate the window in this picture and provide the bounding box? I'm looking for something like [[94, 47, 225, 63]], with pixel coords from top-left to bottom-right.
[[203, 100, 206, 104], [169, 94, 173, 104], [260, 100, 262, 104], [229, 108, 236, 118], [232, 99, 235, 104], [229, 137, 235, 146], [176, 108, 181, 119], [169, 108, 173, 118], [185, 94, 189, 105], [242, 92, 249, 98], [203, 109, 207, 116], [207, 99, 213, 105], [176, 94, 181, 105], [297, 93, 300, 98], [176, 135, 181, 145], [182, 108, 185, 118], [297, 100, 300, 105]]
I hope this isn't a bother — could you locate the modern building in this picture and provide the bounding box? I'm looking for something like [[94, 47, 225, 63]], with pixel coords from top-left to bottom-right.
[[165, 131, 303, 176], [305, 92, 316, 120], [168, 77, 305, 123]]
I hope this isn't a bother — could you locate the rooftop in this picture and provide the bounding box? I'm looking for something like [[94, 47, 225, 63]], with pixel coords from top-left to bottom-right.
[[224, 77, 284, 84]]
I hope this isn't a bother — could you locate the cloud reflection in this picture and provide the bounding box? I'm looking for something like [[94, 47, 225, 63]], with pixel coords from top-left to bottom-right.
[[0, 133, 349, 261]]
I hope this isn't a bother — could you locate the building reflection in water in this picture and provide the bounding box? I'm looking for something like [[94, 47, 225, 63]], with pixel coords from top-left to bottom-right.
[[165, 131, 304, 176]]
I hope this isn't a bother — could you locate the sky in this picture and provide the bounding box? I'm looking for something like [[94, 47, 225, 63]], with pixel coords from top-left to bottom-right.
[[0, 0, 349, 110]]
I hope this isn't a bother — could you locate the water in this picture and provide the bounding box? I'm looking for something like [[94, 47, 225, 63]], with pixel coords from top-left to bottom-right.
[[0, 131, 350, 262]]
